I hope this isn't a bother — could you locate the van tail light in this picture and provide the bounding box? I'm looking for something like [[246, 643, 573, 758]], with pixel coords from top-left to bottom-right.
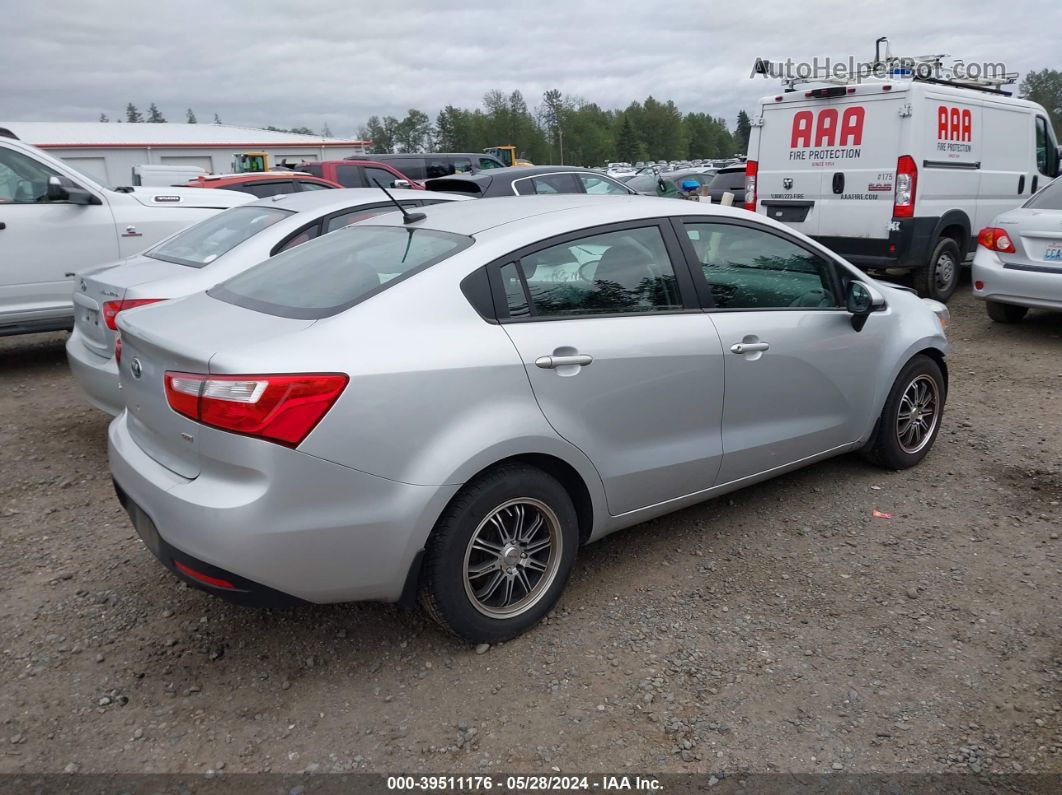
[[102, 299, 163, 330], [977, 227, 1016, 254], [893, 155, 917, 218], [743, 160, 758, 211], [164, 372, 348, 447]]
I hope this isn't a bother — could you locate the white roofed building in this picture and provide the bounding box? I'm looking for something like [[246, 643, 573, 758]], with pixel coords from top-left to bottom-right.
[[0, 122, 371, 187]]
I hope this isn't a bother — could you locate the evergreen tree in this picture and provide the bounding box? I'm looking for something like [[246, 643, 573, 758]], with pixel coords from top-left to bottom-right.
[[734, 110, 752, 155], [98, 113, 109, 123], [213, 113, 222, 125], [186, 108, 197, 124], [125, 103, 143, 123], [147, 103, 166, 123]]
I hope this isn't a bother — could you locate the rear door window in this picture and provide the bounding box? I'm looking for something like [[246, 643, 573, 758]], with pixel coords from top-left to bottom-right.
[[211, 225, 473, 318], [579, 174, 630, 194], [478, 157, 503, 170], [384, 158, 426, 180], [238, 181, 297, 198], [333, 164, 364, 187], [515, 173, 582, 195], [364, 166, 403, 188]]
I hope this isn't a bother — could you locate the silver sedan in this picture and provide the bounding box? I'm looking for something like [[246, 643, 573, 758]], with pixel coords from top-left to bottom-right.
[[972, 177, 1062, 322], [108, 195, 950, 642], [66, 189, 465, 414]]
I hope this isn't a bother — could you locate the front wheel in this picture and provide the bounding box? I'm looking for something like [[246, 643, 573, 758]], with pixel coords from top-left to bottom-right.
[[419, 464, 579, 643], [913, 237, 961, 302], [986, 301, 1028, 323], [862, 355, 946, 470]]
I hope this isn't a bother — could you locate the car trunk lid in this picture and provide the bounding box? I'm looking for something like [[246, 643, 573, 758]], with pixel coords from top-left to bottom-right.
[[73, 256, 190, 357], [1007, 210, 1062, 267], [117, 293, 316, 478]]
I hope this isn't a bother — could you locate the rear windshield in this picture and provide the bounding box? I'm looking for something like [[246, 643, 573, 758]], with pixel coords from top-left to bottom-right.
[[1024, 178, 1062, 210], [147, 205, 292, 268], [209, 224, 473, 319], [625, 175, 659, 192], [710, 170, 746, 191]]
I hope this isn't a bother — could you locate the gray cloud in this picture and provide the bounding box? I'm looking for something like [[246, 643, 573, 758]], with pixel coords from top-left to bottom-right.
[[2, 0, 1055, 135]]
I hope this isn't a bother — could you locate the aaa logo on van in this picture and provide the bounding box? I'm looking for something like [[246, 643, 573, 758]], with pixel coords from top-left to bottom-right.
[[937, 105, 973, 154], [789, 107, 864, 162]]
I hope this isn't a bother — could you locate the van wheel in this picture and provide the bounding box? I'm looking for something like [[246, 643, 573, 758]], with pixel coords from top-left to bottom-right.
[[986, 301, 1028, 323], [419, 464, 578, 644], [861, 355, 946, 470], [913, 238, 961, 302]]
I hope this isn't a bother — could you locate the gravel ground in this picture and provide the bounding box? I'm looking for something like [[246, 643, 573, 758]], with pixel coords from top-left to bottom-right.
[[1, 288, 1059, 777]]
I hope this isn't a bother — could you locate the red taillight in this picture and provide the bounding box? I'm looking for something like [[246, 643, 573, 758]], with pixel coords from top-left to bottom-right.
[[164, 372, 348, 447], [977, 227, 1016, 254], [743, 160, 758, 211], [893, 156, 917, 218], [102, 299, 163, 330], [114, 333, 122, 364]]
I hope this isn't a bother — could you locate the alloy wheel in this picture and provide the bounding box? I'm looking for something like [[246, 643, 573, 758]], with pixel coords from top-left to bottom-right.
[[896, 374, 940, 454], [462, 498, 562, 619]]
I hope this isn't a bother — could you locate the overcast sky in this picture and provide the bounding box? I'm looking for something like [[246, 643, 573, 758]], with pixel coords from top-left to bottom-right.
[[3, 0, 1055, 137]]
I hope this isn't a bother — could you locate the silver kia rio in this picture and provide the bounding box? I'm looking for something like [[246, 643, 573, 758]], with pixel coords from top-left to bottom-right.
[[67, 189, 465, 414], [108, 195, 950, 642]]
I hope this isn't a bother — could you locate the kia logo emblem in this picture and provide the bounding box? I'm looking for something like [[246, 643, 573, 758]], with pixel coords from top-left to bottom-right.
[[130, 358, 143, 379], [783, 177, 794, 190]]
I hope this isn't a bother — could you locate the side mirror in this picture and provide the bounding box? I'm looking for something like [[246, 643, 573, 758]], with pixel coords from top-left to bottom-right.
[[846, 280, 883, 332], [392, 179, 411, 189], [47, 176, 98, 205]]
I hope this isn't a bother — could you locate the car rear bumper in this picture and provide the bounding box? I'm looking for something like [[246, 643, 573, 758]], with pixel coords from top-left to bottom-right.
[[108, 412, 459, 604], [971, 249, 1062, 310], [66, 328, 123, 415]]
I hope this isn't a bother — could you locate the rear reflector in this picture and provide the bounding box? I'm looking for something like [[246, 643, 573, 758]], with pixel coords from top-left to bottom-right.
[[164, 372, 348, 447], [174, 560, 237, 590], [102, 298, 163, 330], [893, 155, 917, 218]]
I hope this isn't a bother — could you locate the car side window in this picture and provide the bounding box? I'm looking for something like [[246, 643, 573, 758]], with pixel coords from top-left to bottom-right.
[[239, 181, 296, 198], [298, 181, 331, 191], [684, 223, 840, 310], [364, 166, 402, 188], [503, 226, 683, 318], [274, 224, 321, 253], [0, 147, 62, 203], [324, 205, 403, 232], [425, 158, 452, 179], [452, 157, 473, 174], [579, 174, 629, 194], [478, 157, 503, 170], [334, 165, 363, 188], [515, 173, 581, 195]]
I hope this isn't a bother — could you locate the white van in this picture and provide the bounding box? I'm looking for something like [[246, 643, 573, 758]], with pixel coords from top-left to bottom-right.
[[132, 163, 208, 186], [744, 77, 1061, 300]]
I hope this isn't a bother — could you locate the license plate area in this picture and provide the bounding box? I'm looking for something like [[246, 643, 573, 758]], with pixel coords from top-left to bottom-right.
[[761, 201, 813, 223], [1044, 244, 1062, 262]]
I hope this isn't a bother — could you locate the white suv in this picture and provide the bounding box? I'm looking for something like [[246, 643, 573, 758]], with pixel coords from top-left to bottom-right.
[[0, 132, 251, 337]]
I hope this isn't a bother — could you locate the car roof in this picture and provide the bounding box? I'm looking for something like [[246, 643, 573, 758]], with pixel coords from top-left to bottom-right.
[[363, 193, 765, 238], [239, 187, 450, 214], [187, 173, 330, 185]]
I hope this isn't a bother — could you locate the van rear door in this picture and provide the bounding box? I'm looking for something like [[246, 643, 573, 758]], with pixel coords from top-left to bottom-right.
[[757, 90, 904, 242]]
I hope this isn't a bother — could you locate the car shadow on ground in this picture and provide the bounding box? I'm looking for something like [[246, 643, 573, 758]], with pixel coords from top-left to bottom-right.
[[0, 330, 70, 376]]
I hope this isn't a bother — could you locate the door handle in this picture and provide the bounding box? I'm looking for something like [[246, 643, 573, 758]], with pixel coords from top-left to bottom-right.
[[730, 342, 770, 354], [535, 354, 593, 369]]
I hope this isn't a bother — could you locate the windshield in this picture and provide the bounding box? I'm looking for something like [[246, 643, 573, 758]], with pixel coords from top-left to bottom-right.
[[147, 205, 292, 268], [1024, 178, 1062, 210], [210, 224, 473, 319]]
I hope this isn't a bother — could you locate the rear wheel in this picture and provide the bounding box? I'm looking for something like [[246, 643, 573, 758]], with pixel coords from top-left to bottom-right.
[[862, 355, 945, 470], [913, 237, 961, 302], [419, 464, 578, 643], [986, 301, 1028, 323]]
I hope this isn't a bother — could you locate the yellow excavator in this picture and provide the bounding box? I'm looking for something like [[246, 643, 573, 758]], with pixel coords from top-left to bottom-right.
[[484, 146, 533, 168]]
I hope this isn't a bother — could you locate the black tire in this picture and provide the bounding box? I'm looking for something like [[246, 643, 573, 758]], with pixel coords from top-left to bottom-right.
[[913, 237, 961, 302], [862, 355, 946, 470], [986, 301, 1028, 323], [419, 464, 579, 643]]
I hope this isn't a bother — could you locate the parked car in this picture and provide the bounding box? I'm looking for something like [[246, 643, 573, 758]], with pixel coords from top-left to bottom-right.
[[297, 160, 423, 190], [109, 194, 949, 643], [745, 75, 1061, 301], [180, 172, 342, 197], [350, 153, 506, 181], [972, 176, 1062, 322], [0, 132, 252, 337], [67, 189, 465, 414], [707, 165, 747, 205], [624, 172, 682, 198], [425, 166, 635, 198]]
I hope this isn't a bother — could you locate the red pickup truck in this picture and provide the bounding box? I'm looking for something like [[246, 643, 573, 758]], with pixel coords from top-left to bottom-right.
[[297, 161, 423, 190]]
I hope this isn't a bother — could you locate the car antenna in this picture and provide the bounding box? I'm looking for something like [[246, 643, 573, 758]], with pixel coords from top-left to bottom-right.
[[372, 179, 425, 224]]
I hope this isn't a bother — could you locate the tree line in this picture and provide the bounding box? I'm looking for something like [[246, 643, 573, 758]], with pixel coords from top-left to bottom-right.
[[359, 89, 752, 165], [98, 103, 224, 125]]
